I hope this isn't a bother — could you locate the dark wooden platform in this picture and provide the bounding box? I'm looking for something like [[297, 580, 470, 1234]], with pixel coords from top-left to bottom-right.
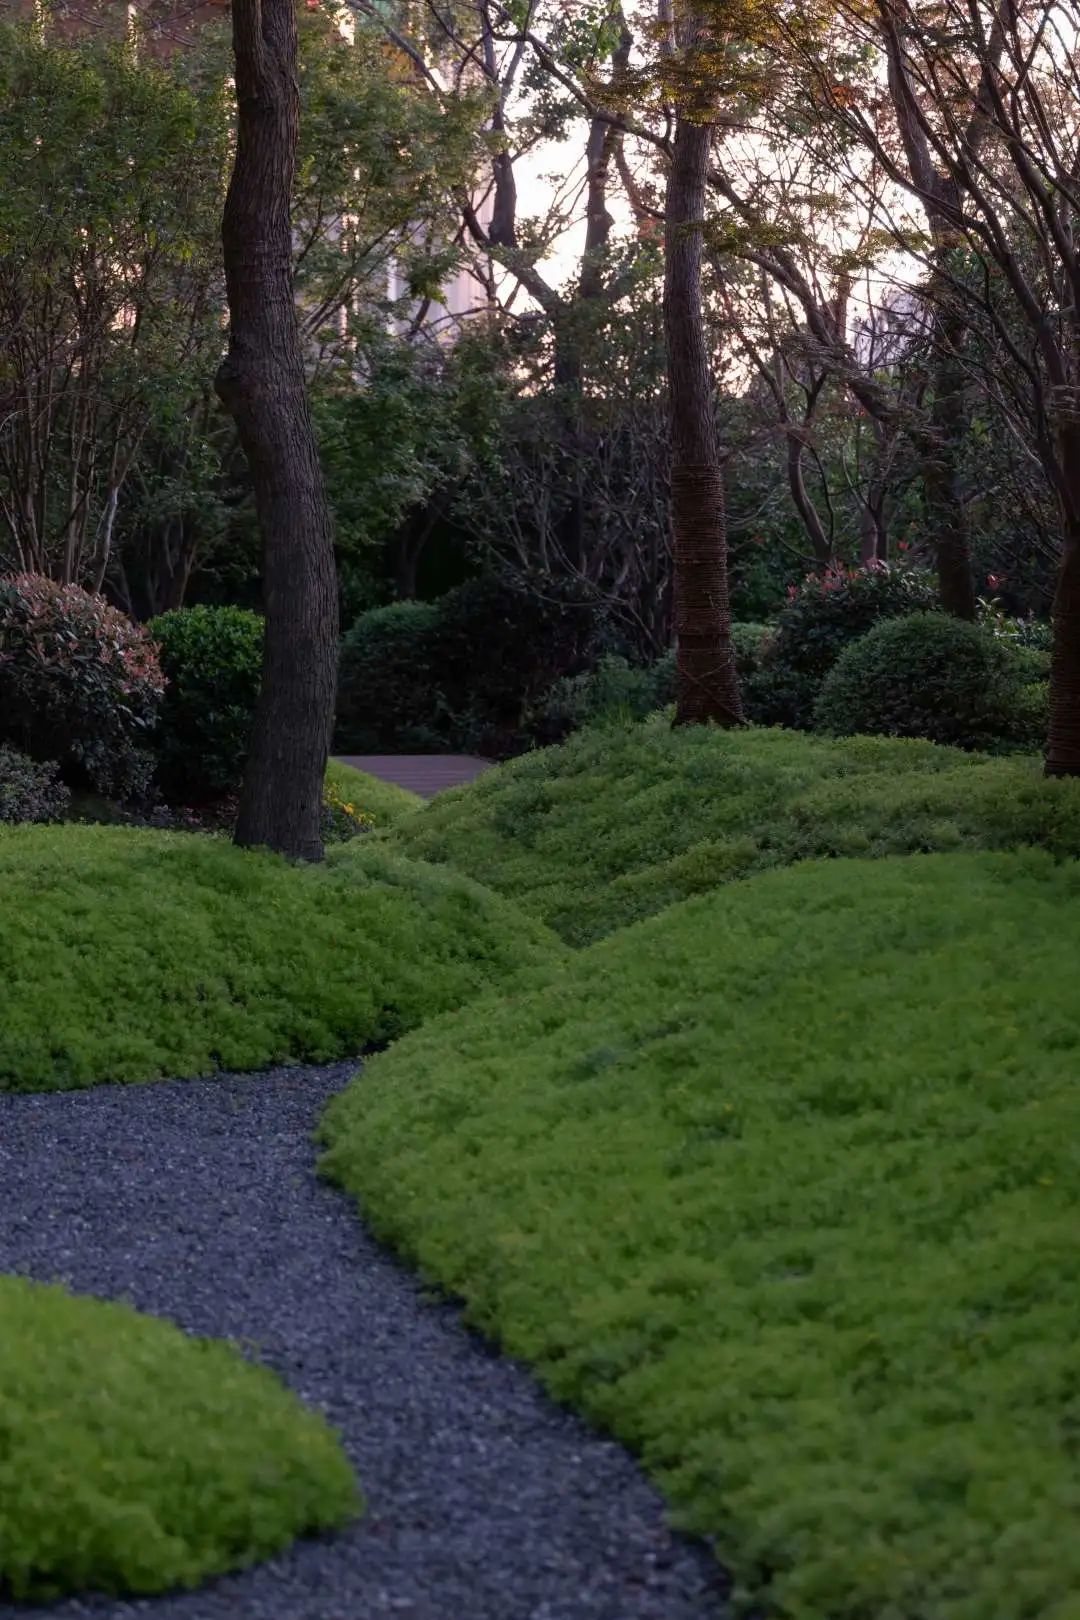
[[334, 754, 491, 800]]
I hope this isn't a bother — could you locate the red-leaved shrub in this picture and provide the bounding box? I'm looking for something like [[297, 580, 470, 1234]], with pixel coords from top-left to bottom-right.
[[0, 574, 164, 799]]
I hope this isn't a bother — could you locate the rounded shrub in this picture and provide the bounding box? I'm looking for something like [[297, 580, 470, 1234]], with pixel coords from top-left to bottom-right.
[[336, 575, 610, 757], [0, 574, 163, 798], [749, 562, 938, 727], [0, 1274, 358, 1600], [0, 745, 69, 824], [335, 599, 442, 753], [149, 605, 264, 800], [432, 574, 608, 754], [813, 611, 1039, 751]]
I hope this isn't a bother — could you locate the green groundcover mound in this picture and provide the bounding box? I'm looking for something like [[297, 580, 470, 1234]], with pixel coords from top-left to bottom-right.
[[321, 852, 1080, 1620], [0, 1276, 358, 1600], [387, 722, 1080, 943], [0, 824, 561, 1091]]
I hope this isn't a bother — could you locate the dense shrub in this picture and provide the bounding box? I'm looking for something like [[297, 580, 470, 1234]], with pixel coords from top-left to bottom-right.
[[387, 722, 1076, 943], [335, 600, 443, 753], [0, 1275, 357, 1600], [813, 612, 1043, 752], [335, 575, 608, 757], [323, 758, 421, 830], [321, 850, 1080, 1620], [530, 624, 769, 744], [0, 574, 163, 798], [0, 745, 69, 823], [747, 562, 938, 727], [149, 605, 263, 799], [0, 824, 562, 1091], [531, 655, 670, 742]]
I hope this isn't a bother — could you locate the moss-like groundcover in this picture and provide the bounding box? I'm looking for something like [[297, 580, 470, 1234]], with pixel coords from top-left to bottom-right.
[[321, 852, 1080, 1620], [388, 722, 1080, 943], [325, 758, 420, 827], [0, 824, 561, 1091], [0, 1276, 358, 1600]]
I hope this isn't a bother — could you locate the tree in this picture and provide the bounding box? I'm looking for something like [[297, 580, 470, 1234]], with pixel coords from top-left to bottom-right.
[[217, 0, 338, 859], [663, 3, 742, 725]]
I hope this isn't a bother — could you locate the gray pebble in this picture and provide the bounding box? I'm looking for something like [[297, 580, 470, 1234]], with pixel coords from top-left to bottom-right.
[[0, 1064, 731, 1619]]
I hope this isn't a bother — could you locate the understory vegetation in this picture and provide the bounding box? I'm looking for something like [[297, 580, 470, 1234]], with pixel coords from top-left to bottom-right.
[[320, 850, 1080, 1620], [0, 1276, 358, 1601], [0, 824, 559, 1091]]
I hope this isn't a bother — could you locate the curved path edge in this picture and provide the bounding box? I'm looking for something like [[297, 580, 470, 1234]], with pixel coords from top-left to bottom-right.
[[0, 1063, 730, 1620]]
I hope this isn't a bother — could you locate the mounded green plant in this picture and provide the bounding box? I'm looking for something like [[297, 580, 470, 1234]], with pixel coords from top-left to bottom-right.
[[747, 561, 938, 727], [323, 757, 421, 831], [321, 850, 1080, 1620], [0, 574, 163, 798], [0, 1275, 358, 1601], [335, 599, 443, 754], [0, 823, 561, 1091], [149, 605, 264, 799], [813, 611, 1043, 752], [0, 745, 69, 824], [387, 722, 1077, 943]]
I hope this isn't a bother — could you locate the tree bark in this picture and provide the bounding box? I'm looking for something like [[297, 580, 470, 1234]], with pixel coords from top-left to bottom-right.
[[918, 298, 978, 618], [217, 0, 338, 860], [664, 114, 742, 726], [1046, 412, 1080, 775]]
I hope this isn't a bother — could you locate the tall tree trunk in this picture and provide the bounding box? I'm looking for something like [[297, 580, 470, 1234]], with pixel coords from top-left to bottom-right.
[[664, 115, 742, 726], [1046, 411, 1080, 775], [919, 299, 978, 618], [217, 0, 338, 860]]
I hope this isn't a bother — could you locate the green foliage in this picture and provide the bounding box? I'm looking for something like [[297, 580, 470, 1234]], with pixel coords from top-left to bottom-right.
[[748, 563, 939, 727], [336, 601, 444, 752], [530, 655, 673, 743], [0, 746, 69, 824], [0, 574, 163, 798], [324, 759, 422, 829], [149, 605, 263, 799], [320, 851, 1080, 1620], [386, 722, 1080, 943], [336, 576, 608, 756], [0, 1275, 357, 1601], [814, 612, 1044, 752], [0, 824, 561, 1091]]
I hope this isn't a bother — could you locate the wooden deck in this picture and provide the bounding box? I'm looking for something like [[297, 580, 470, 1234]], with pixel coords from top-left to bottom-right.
[[334, 754, 491, 800]]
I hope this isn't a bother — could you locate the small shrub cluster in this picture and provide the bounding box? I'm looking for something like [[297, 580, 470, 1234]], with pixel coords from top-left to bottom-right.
[[814, 612, 1046, 752], [531, 625, 770, 744], [336, 574, 608, 756], [149, 605, 263, 799], [0, 1275, 358, 1600], [745, 561, 938, 727], [0, 745, 69, 824], [0, 574, 163, 799], [320, 850, 1080, 1620]]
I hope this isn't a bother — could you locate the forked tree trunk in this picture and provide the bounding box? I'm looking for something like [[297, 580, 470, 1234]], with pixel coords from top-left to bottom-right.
[[664, 114, 742, 726], [217, 0, 338, 860]]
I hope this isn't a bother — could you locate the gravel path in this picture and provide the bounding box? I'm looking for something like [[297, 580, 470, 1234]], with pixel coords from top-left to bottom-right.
[[0, 1064, 731, 1620]]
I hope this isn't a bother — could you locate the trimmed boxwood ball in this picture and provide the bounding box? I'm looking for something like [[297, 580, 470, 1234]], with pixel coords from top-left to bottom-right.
[[149, 604, 264, 800], [0, 1275, 358, 1601], [745, 562, 938, 727], [335, 600, 443, 753], [0, 824, 562, 1091], [813, 611, 1039, 751], [319, 850, 1080, 1620]]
